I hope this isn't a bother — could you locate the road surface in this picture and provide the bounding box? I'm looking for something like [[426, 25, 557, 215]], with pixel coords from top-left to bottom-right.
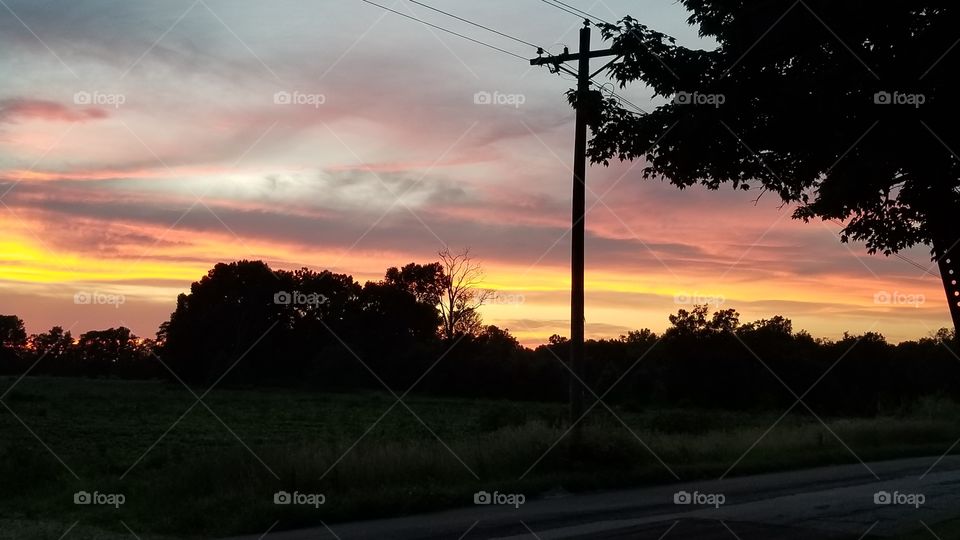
[[224, 455, 960, 539]]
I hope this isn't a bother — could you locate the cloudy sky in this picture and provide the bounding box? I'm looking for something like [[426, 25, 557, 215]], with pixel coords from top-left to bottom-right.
[[0, 0, 949, 345]]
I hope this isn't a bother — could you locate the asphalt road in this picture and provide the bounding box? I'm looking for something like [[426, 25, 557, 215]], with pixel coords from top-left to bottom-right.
[[224, 455, 960, 540]]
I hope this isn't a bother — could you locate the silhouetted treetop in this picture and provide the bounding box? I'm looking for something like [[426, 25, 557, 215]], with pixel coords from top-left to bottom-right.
[[589, 3, 960, 256]]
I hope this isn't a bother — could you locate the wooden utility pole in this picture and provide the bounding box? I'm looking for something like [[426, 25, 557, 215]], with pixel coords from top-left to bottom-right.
[[935, 247, 960, 340], [531, 22, 618, 427], [931, 202, 960, 342]]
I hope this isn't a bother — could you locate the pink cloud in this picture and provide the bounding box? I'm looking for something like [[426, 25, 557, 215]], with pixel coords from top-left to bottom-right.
[[0, 98, 108, 124]]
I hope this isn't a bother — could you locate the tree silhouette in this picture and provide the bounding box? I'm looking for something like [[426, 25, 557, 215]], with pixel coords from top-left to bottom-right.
[[75, 327, 151, 377], [384, 262, 445, 306], [159, 260, 296, 383], [438, 248, 490, 340], [358, 279, 439, 342], [281, 267, 363, 380], [587, 3, 960, 335], [0, 314, 26, 348], [0, 314, 27, 372], [28, 326, 74, 373], [4, 294, 960, 411], [738, 316, 793, 338], [157, 260, 447, 385]]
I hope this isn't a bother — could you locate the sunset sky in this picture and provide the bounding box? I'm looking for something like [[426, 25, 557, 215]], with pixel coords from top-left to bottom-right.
[[0, 0, 951, 346]]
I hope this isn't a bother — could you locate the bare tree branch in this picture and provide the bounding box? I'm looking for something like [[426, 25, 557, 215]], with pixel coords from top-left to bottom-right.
[[438, 248, 489, 340]]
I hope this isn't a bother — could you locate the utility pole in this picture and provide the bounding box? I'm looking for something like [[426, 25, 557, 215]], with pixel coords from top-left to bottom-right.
[[930, 199, 960, 343], [531, 22, 619, 429], [935, 247, 960, 341]]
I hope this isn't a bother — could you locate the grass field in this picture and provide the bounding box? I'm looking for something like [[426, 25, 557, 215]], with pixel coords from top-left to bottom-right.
[[893, 518, 960, 540], [2, 376, 960, 539]]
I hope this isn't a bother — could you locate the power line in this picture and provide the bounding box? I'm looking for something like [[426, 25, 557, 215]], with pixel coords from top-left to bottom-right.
[[829, 218, 938, 278], [552, 62, 646, 114], [523, 3, 641, 112], [361, 0, 645, 115], [592, 81, 647, 115], [404, 0, 572, 73], [368, 0, 571, 82], [358, 0, 529, 61], [537, 0, 682, 83], [405, 0, 541, 50], [897, 253, 938, 277], [545, 0, 612, 26], [538, 0, 591, 22]]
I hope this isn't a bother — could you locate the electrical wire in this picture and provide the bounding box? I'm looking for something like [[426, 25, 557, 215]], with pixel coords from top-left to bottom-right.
[[406, 0, 541, 50], [358, 0, 529, 61], [897, 253, 939, 277], [538, 0, 591, 22], [594, 82, 647, 115], [829, 218, 938, 278], [545, 0, 613, 25], [361, 0, 645, 115], [534, 0, 669, 110]]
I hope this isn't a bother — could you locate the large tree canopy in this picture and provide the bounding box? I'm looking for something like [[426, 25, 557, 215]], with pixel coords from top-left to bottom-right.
[[588, 2, 960, 256], [156, 259, 485, 384]]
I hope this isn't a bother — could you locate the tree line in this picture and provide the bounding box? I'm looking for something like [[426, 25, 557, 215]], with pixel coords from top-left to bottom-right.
[[2, 255, 959, 415]]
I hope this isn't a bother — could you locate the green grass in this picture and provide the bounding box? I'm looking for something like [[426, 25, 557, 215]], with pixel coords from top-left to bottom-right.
[[2, 376, 960, 539]]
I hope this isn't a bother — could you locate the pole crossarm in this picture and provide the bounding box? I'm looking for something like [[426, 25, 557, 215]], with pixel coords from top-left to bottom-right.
[[530, 47, 619, 66]]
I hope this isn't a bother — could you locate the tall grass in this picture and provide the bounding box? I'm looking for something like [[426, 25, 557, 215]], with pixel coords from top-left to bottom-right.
[[2, 377, 959, 538]]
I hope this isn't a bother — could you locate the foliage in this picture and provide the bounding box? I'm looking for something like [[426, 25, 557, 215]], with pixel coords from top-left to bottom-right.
[[587, 4, 960, 256], [4, 258, 960, 414]]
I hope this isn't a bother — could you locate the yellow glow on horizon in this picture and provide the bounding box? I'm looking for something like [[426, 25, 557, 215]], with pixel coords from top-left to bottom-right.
[[0, 218, 950, 347], [0, 237, 206, 284]]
